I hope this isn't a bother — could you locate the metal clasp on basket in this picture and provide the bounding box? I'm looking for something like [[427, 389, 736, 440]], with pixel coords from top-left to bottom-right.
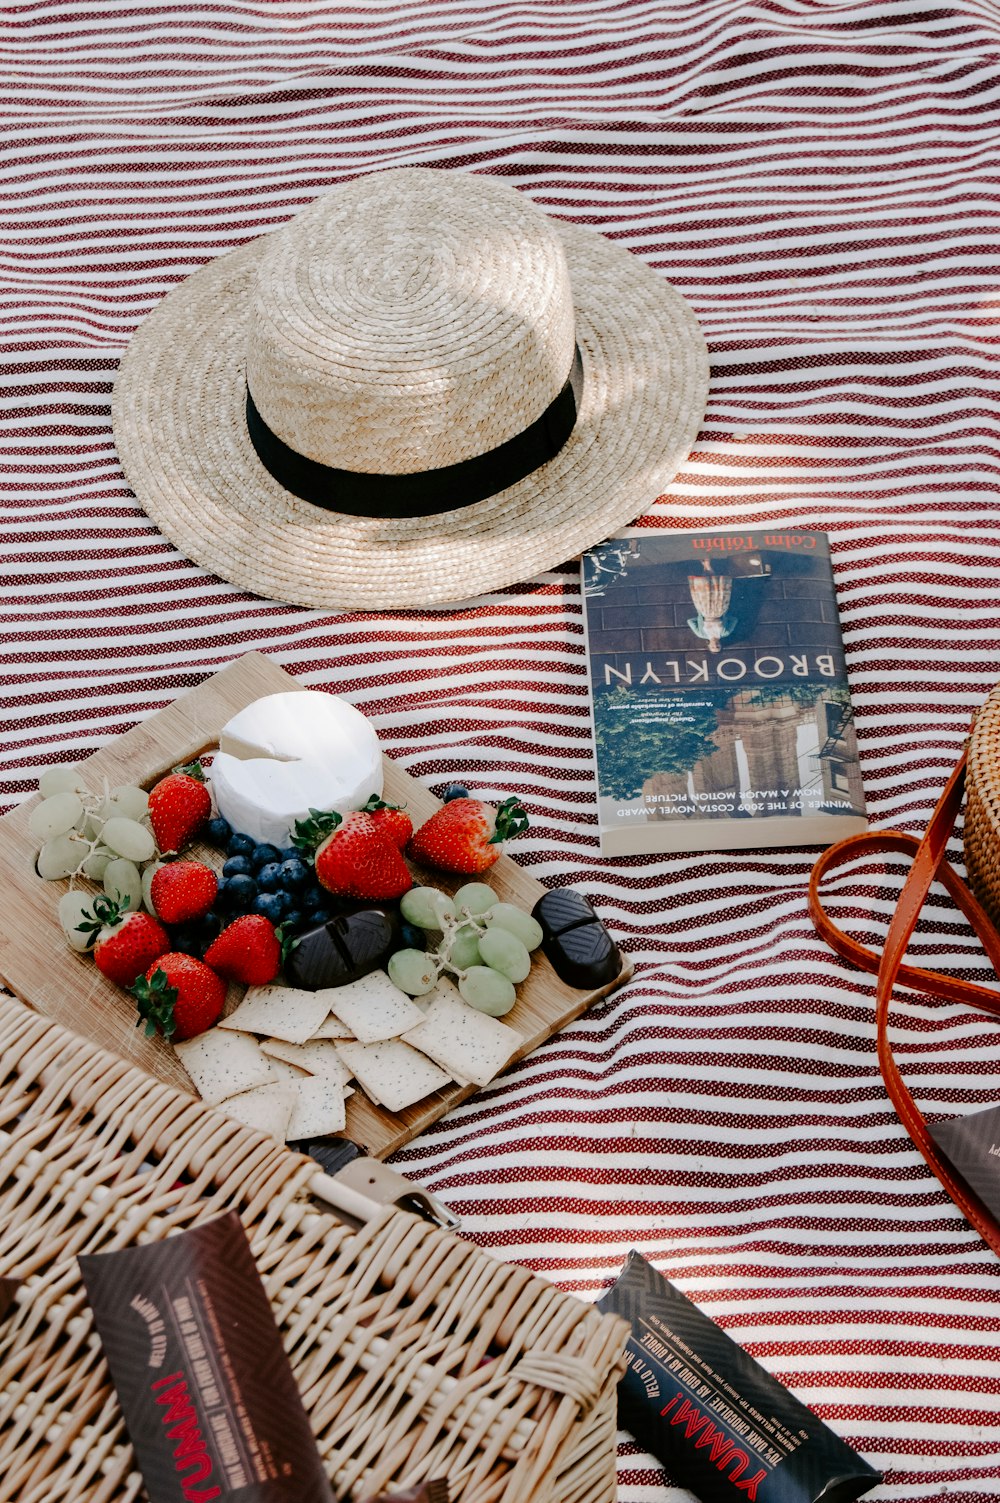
[[296, 1136, 461, 1230]]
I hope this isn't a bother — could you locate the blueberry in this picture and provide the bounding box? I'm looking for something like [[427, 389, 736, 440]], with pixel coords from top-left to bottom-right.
[[400, 922, 424, 949], [443, 783, 469, 802], [170, 929, 200, 956], [227, 832, 256, 858], [227, 873, 258, 909], [222, 855, 254, 879], [302, 883, 329, 911], [207, 817, 231, 847], [253, 891, 287, 924], [193, 911, 222, 944], [281, 907, 303, 931], [279, 846, 302, 863], [305, 908, 331, 927], [256, 861, 285, 892], [279, 857, 311, 891], [251, 842, 282, 870]]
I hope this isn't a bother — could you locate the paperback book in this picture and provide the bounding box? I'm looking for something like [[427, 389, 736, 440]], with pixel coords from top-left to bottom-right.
[[581, 528, 867, 856]]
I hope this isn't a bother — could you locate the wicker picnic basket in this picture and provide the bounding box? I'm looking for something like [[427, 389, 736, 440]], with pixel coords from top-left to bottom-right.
[[0, 995, 628, 1503]]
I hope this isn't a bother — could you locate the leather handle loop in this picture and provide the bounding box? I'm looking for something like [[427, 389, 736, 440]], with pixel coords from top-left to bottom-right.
[[810, 751, 1000, 1260]]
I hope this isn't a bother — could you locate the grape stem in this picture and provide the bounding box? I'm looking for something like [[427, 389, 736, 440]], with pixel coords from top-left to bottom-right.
[[422, 903, 494, 983]]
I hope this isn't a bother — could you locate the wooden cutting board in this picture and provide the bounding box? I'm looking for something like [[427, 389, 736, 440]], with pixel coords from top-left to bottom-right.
[[0, 653, 631, 1157]]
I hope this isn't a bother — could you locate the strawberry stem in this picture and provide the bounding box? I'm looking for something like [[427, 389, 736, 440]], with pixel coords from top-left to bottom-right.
[[132, 967, 179, 1039], [489, 796, 529, 845], [362, 794, 406, 813], [291, 806, 343, 854], [171, 759, 206, 781]]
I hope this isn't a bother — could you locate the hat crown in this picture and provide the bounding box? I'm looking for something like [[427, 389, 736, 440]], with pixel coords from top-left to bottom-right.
[[246, 169, 577, 475]]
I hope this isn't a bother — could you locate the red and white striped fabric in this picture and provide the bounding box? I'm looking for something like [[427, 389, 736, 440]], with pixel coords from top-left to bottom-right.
[[4, 2, 1000, 1497]]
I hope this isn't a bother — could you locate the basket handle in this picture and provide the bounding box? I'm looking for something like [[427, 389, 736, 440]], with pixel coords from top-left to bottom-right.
[[809, 750, 1000, 1260]]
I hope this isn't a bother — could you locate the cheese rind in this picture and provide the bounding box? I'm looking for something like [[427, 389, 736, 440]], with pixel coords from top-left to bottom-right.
[[211, 690, 382, 847]]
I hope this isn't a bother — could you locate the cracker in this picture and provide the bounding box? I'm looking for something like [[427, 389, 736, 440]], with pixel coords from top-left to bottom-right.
[[309, 1015, 357, 1041], [260, 1038, 351, 1087], [284, 1075, 347, 1140], [402, 992, 521, 1087], [175, 1030, 274, 1105], [217, 983, 331, 1044], [336, 1039, 452, 1113], [221, 1084, 297, 1141], [262, 1054, 309, 1082], [325, 971, 426, 1043]]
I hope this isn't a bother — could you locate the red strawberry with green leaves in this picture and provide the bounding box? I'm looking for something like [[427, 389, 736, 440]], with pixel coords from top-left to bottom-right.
[[407, 795, 528, 875], [203, 914, 281, 986], [148, 761, 211, 855], [362, 794, 413, 851], [132, 953, 226, 1041], [150, 859, 218, 926], [293, 807, 412, 901], [78, 895, 171, 987]]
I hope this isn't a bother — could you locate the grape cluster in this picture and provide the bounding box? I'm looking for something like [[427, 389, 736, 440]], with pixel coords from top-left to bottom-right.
[[388, 882, 542, 1016]]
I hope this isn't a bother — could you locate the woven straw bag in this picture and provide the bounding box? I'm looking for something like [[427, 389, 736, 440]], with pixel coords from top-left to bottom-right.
[[810, 691, 1000, 1260], [0, 995, 628, 1503]]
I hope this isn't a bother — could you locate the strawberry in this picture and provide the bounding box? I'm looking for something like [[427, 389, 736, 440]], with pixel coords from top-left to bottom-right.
[[362, 794, 413, 851], [407, 795, 528, 875], [150, 859, 218, 926], [79, 896, 171, 988], [148, 761, 211, 855], [132, 953, 226, 1041], [294, 807, 412, 901], [203, 914, 281, 986]]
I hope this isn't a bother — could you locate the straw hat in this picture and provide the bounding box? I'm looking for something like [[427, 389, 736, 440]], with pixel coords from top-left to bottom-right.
[[112, 168, 709, 610]]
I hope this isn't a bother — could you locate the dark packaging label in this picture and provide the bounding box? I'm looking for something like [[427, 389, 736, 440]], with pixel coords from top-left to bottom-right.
[[597, 1253, 880, 1503], [928, 1103, 1000, 1218], [79, 1212, 334, 1503]]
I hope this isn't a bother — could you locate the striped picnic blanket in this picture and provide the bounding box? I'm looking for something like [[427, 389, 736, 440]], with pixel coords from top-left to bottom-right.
[[3, 3, 1000, 1498]]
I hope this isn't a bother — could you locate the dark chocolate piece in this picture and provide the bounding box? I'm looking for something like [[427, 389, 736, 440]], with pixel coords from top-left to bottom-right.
[[598, 1252, 880, 1503], [531, 889, 622, 989], [532, 886, 598, 941], [285, 906, 399, 990]]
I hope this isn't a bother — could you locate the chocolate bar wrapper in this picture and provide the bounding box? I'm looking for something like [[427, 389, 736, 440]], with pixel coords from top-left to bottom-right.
[[597, 1253, 879, 1503], [79, 1211, 334, 1503], [928, 1102, 1000, 1218]]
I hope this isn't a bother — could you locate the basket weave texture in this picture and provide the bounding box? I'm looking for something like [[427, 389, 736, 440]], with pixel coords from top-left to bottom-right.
[[964, 686, 1000, 929], [0, 996, 628, 1503]]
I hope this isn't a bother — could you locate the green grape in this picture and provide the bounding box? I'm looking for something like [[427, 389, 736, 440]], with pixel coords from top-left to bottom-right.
[[104, 858, 142, 911], [29, 792, 84, 842], [80, 849, 112, 881], [400, 886, 455, 930], [101, 816, 156, 862], [478, 928, 531, 982], [37, 834, 84, 880], [103, 784, 149, 822], [388, 948, 440, 996], [452, 882, 496, 917], [485, 902, 543, 952], [58, 891, 97, 951], [38, 765, 84, 799], [449, 924, 482, 970], [459, 966, 516, 1016], [141, 861, 164, 913]]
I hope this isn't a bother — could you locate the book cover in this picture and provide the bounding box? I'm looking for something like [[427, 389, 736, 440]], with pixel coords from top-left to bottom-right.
[[581, 528, 867, 856]]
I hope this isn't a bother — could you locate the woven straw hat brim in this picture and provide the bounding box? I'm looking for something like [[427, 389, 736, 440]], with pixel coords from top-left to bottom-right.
[[112, 218, 709, 611]]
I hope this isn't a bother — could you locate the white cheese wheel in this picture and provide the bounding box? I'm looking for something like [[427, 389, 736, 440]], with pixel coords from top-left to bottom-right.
[[211, 690, 383, 847]]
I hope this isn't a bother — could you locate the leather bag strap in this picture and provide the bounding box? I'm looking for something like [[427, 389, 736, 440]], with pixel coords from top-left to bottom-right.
[[809, 750, 1000, 1259]]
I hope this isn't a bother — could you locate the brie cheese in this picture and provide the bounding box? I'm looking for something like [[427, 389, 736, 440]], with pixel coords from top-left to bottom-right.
[[211, 690, 382, 847]]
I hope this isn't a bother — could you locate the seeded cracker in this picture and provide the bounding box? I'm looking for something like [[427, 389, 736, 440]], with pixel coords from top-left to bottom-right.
[[218, 983, 331, 1044], [221, 1084, 297, 1141], [337, 1040, 452, 1113], [283, 1075, 347, 1139], [401, 991, 521, 1087], [260, 1038, 351, 1086], [175, 1030, 274, 1104], [324, 970, 426, 1043]]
